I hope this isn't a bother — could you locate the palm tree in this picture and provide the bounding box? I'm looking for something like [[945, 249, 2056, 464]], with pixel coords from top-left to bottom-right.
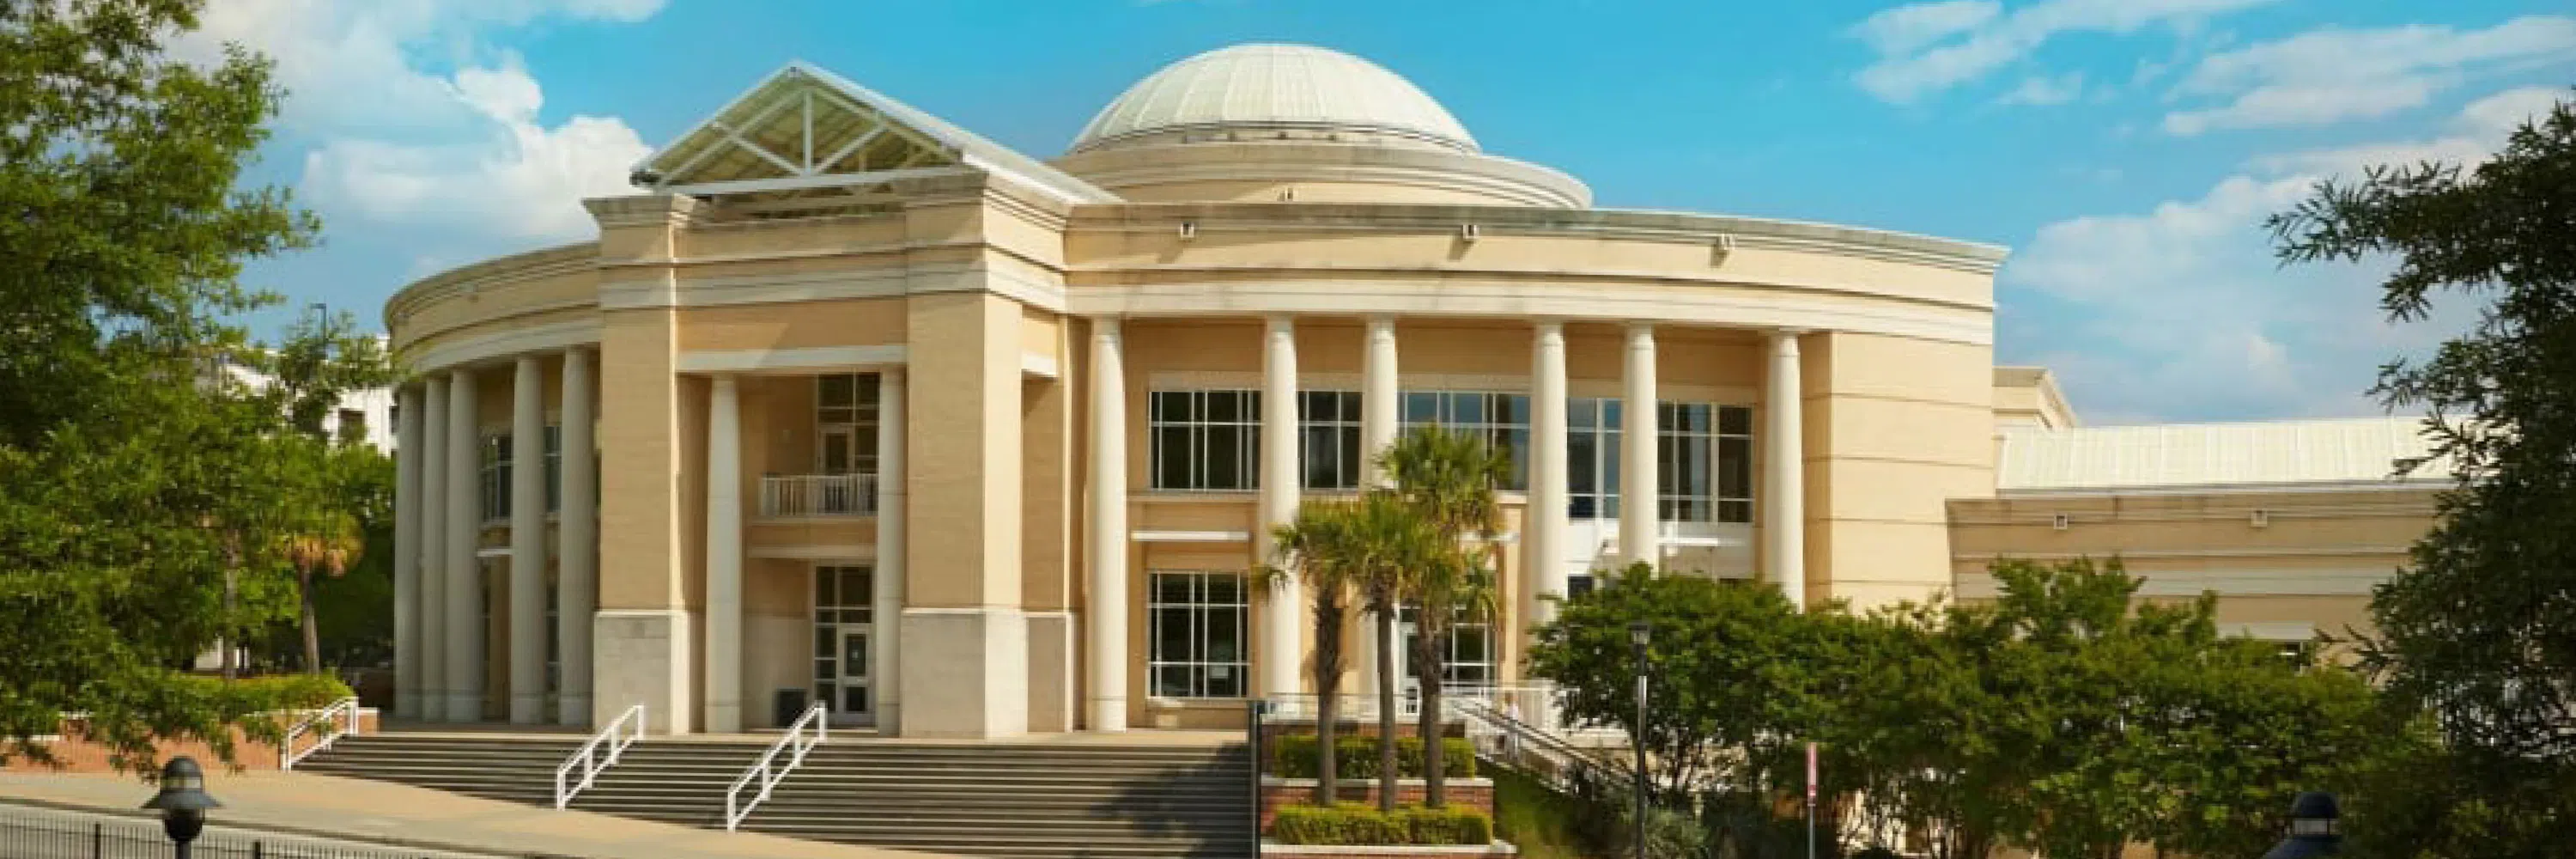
[[1349, 494, 1445, 813], [1267, 494, 1443, 811], [282, 517, 360, 674], [1261, 498, 1365, 807], [1380, 427, 1510, 807]]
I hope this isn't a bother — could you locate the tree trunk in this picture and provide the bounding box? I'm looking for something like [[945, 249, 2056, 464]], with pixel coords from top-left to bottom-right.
[[299, 565, 324, 673], [220, 538, 240, 680], [1314, 596, 1346, 807], [1413, 623, 1446, 808], [1375, 604, 1398, 813]]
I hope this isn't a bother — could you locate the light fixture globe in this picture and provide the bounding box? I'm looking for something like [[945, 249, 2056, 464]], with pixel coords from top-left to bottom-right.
[[143, 756, 221, 845], [2262, 791, 2341, 858]]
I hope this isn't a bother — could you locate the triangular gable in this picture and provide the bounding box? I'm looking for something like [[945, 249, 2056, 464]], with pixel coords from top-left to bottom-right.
[[635, 62, 1119, 206]]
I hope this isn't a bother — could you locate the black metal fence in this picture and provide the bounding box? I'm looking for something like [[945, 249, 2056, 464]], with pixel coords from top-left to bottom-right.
[[0, 806, 479, 859]]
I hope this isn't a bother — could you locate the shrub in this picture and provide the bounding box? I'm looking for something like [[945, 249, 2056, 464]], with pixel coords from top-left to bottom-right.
[[1273, 734, 1477, 779], [239, 673, 357, 710], [1272, 803, 1494, 845]]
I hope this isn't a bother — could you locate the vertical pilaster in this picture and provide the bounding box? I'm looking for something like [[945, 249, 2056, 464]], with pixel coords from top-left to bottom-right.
[[419, 377, 447, 721], [508, 356, 546, 723], [1766, 331, 1808, 611], [1085, 318, 1129, 732], [704, 374, 743, 734], [874, 369, 907, 732], [1258, 316, 1303, 698], [444, 369, 483, 721], [393, 385, 424, 720], [1621, 324, 1659, 567], [558, 349, 597, 725]]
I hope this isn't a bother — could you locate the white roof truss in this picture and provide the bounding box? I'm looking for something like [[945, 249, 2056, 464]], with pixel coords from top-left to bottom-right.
[[637, 62, 1118, 205]]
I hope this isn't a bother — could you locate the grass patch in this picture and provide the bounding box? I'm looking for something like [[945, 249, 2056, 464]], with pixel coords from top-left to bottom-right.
[[1492, 764, 1591, 859]]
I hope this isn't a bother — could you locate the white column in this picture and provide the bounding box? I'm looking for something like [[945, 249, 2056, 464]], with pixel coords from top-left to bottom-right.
[[507, 356, 546, 724], [557, 349, 597, 726], [1765, 331, 1808, 612], [1620, 324, 1659, 567], [1522, 322, 1570, 636], [418, 377, 447, 722], [392, 385, 424, 720], [1357, 316, 1400, 699], [1257, 316, 1303, 698], [444, 369, 483, 722], [705, 375, 744, 734], [1085, 319, 1130, 732], [872, 369, 906, 732], [1361, 317, 1400, 486]]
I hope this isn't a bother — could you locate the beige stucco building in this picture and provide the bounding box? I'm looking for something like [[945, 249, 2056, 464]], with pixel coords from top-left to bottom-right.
[[380, 44, 2443, 739]]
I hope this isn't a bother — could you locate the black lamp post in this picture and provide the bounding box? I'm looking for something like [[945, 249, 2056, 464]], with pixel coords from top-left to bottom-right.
[[1628, 620, 1651, 859], [143, 757, 222, 859], [2261, 792, 2341, 858]]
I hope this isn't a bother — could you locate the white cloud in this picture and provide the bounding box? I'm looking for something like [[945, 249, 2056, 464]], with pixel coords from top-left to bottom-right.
[[301, 57, 650, 241], [1851, 0, 2001, 56], [1999, 87, 2553, 423], [2162, 15, 2576, 135], [1997, 71, 2087, 106], [2251, 86, 2569, 176], [171, 0, 663, 242], [1850, 0, 2281, 104]]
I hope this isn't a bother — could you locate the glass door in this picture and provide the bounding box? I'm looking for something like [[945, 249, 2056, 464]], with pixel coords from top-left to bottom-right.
[[836, 627, 872, 725], [811, 564, 874, 727]]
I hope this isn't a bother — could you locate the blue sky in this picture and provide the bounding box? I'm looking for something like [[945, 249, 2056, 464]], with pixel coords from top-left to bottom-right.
[[184, 0, 2575, 424]]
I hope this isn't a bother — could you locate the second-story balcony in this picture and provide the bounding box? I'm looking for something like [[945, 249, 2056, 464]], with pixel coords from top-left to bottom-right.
[[760, 473, 877, 518]]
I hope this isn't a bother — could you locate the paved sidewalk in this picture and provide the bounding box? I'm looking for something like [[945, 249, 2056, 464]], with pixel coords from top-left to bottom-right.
[[0, 769, 951, 859]]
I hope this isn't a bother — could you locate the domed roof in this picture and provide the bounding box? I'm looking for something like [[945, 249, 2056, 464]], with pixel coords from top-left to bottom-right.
[[1070, 44, 1477, 154]]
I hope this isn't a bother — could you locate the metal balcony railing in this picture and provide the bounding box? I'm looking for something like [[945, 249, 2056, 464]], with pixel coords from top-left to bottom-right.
[[759, 473, 876, 517]]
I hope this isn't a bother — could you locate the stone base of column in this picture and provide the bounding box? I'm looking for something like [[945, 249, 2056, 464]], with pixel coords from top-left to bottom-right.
[[510, 693, 544, 725], [443, 691, 481, 723], [898, 607, 1030, 739], [557, 694, 592, 728], [594, 608, 693, 735], [393, 691, 417, 721], [1025, 611, 1076, 734]]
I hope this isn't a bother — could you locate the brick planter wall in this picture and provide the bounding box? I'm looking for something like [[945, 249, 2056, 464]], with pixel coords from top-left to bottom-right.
[[1261, 777, 1494, 829], [1261, 842, 1518, 858], [3, 710, 379, 774]]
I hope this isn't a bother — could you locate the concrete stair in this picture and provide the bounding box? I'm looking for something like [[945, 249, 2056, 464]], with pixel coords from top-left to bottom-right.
[[736, 742, 1255, 858], [298, 734, 1255, 859]]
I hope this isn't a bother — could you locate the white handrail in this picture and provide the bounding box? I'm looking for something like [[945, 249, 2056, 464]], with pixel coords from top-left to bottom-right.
[[759, 473, 877, 517], [554, 704, 647, 809], [724, 704, 827, 831], [279, 697, 361, 771]]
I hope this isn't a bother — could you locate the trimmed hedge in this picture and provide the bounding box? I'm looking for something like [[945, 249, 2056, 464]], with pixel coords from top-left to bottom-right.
[[1274, 734, 1477, 779], [1271, 803, 1495, 846]]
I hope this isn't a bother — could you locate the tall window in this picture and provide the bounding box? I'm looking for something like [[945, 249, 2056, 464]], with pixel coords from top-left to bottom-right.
[[479, 433, 512, 521], [1148, 571, 1249, 698], [1401, 392, 1531, 490], [816, 375, 881, 477], [1568, 399, 1754, 523], [544, 424, 563, 513], [1299, 391, 1364, 490], [1150, 391, 1260, 490], [1400, 605, 1496, 687]]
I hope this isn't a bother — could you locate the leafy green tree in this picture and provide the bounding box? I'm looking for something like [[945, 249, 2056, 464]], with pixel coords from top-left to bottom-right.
[[0, 0, 337, 774], [1528, 564, 1836, 800], [1379, 427, 1510, 808], [1828, 559, 2380, 858], [2269, 89, 2576, 856]]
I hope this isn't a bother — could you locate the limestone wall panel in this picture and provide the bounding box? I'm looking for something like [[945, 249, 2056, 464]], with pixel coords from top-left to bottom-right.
[[677, 297, 909, 352]]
